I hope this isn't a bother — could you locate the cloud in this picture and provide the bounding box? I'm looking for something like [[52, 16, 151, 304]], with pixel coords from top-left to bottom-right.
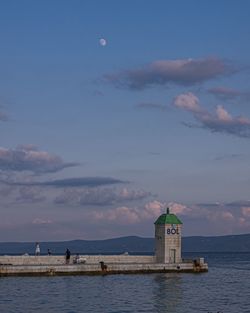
[[15, 187, 46, 203], [4, 176, 126, 188], [105, 57, 234, 90], [91, 206, 141, 224], [221, 211, 234, 221], [54, 187, 150, 206], [2, 198, 250, 238], [0, 185, 13, 196], [0, 145, 79, 173], [173, 92, 201, 113], [208, 86, 250, 101], [141, 200, 164, 219], [241, 207, 250, 217], [195, 201, 250, 220], [168, 202, 192, 215], [174, 92, 250, 138], [198, 106, 250, 137], [88, 199, 248, 230], [32, 218, 53, 225], [89, 200, 164, 225], [167, 201, 250, 231], [214, 153, 244, 161], [227, 200, 250, 207], [78, 199, 250, 230], [136, 102, 167, 111]]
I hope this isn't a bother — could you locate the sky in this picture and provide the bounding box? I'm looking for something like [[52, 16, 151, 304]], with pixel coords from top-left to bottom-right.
[[1, 0, 250, 241]]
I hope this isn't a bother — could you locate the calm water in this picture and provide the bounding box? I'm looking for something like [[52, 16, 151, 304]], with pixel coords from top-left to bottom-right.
[[0, 252, 249, 313]]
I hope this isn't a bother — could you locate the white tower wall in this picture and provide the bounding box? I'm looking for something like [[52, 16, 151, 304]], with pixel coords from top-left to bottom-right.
[[155, 216, 182, 263]]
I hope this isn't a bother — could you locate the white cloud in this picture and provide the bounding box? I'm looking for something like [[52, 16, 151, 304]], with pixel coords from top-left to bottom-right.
[[174, 92, 250, 138], [174, 92, 201, 113], [141, 200, 164, 219], [216, 105, 232, 122], [241, 207, 250, 217], [89, 200, 164, 225], [168, 202, 191, 215], [221, 211, 234, 221], [91, 206, 140, 224]]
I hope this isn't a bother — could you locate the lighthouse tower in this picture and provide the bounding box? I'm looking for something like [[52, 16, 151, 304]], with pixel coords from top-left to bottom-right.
[[154, 208, 182, 263]]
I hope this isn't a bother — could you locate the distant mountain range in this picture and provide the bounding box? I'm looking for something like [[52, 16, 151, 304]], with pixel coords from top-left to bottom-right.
[[0, 233, 249, 255]]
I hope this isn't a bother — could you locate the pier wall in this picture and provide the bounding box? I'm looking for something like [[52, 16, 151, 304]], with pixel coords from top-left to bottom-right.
[[0, 255, 155, 266], [0, 255, 208, 276], [0, 262, 208, 276]]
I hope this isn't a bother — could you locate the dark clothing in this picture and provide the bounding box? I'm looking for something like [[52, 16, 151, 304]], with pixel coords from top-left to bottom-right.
[[65, 249, 71, 264]]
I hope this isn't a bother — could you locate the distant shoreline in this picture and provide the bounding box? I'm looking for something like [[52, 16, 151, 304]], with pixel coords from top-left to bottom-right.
[[0, 234, 250, 254]]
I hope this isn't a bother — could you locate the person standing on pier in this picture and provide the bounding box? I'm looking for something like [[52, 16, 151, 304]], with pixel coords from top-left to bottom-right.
[[35, 242, 40, 256], [65, 248, 71, 264]]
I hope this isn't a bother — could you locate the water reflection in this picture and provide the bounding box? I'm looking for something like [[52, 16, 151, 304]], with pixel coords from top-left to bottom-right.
[[153, 273, 183, 313]]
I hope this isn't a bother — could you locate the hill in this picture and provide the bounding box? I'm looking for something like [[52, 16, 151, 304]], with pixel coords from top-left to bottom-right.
[[0, 234, 249, 255]]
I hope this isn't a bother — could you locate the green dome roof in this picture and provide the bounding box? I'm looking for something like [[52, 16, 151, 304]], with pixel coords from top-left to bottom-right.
[[154, 209, 182, 225]]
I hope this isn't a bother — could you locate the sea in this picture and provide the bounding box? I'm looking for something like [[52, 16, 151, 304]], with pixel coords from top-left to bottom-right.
[[0, 252, 249, 313]]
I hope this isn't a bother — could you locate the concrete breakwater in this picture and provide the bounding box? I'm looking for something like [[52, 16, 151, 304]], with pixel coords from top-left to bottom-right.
[[0, 255, 208, 276], [0, 209, 209, 276]]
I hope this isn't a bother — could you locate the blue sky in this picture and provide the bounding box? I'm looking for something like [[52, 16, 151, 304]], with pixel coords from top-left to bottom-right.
[[1, 0, 250, 241]]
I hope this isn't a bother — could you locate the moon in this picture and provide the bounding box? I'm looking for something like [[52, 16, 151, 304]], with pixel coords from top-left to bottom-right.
[[99, 38, 107, 46]]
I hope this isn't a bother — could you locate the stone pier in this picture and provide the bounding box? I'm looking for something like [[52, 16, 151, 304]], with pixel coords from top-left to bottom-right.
[[0, 255, 208, 276], [0, 208, 208, 276]]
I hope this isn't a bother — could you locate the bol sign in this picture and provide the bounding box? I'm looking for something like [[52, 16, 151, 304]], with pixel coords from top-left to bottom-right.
[[166, 228, 179, 235]]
